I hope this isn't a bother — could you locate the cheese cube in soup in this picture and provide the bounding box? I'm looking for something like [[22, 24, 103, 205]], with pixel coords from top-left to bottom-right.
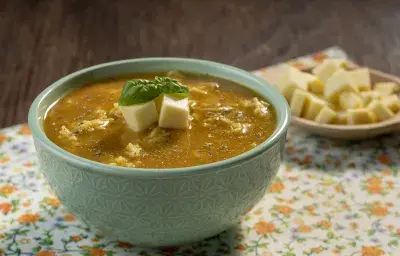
[[158, 94, 189, 129], [120, 101, 158, 132]]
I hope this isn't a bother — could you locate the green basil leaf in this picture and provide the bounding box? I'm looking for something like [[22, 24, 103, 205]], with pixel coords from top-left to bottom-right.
[[118, 77, 190, 106]]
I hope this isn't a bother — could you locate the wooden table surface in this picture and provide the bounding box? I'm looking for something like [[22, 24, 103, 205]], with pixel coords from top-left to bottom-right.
[[1, 0, 400, 128]]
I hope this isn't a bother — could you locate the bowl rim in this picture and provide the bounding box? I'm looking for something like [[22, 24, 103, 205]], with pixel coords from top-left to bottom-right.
[[28, 57, 290, 177]]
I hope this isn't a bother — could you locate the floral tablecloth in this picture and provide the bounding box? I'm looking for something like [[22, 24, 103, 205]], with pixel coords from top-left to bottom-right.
[[1, 48, 400, 255]]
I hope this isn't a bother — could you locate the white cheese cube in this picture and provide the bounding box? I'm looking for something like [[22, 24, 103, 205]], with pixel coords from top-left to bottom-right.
[[158, 95, 189, 129], [120, 101, 158, 132], [312, 59, 342, 84], [368, 100, 395, 121], [325, 70, 359, 102], [339, 92, 364, 110], [348, 68, 371, 91], [360, 91, 382, 105], [381, 94, 400, 112], [332, 59, 348, 68], [303, 95, 327, 120], [334, 111, 348, 125], [374, 82, 399, 96], [315, 106, 337, 124], [279, 66, 321, 100], [290, 89, 310, 117], [347, 108, 377, 124]]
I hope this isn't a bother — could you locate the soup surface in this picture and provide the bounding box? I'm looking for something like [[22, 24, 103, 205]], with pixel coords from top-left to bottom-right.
[[44, 72, 276, 168]]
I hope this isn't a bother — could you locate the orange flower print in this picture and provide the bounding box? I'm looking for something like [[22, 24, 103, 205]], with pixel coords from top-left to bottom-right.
[[268, 182, 285, 193], [371, 205, 388, 217], [289, 61, 308, 70], [381, 169, 391, 176], [366, 176, 383, 194], [332, 249, 341, 254], [0, 135, 6, 143], [299, 225, 312, 233], [276, 205, 293, 216], [71, 235, 82, 242], [18, 125, 31, 135], [253, 221, 276, 235], [89, 248, 106, 256], [0, 184, 17, 195], [334, 184, 344, 193], [23, 201, 31, 207], [362, 246, 384, 256], [36, 250, 56, 256], [397, 228, 400, 235], [350, 222, 358, 229], [377, 154, 392, 165], [0, 202, 12, 214], [386, 180, 395, 189], [311, 246, 323, 253], [117, 241, 133, 248], [318, 220, 332, 229], [305, 205, 317, 216], [18, 213, 40, 224], [253, 208, 263, 215], [64, 213, 77, 222], [0, 156, 10, 163], [234, 244, 246, 251], [0, 234, 4, 239], [45, 198, 60, 207], [312, 52, 328, 62]]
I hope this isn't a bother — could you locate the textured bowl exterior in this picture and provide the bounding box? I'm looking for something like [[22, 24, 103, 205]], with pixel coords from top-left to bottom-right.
[[29, 58, 289, 246], [34, 135, 285, 246]]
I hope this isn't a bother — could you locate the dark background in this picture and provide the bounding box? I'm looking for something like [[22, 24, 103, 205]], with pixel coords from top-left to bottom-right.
[[1, 0, 400, 128]]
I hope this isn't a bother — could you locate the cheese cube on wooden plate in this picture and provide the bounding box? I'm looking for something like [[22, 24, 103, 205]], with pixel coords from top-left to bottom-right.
[[279, 66, 322, 100], [290, 89, 310, 117], [360, 91, 382, 105], [120, 101, 158, 132], [325, 70, 359, 102], [374, 82, 399, 96], [315, 106, 336, 124], [302, 95, 327, 120], [347, 108, 377, 124], [348, 68, 371, 91], [158, 95, 190, 129], [334, 111, 348, 125], [368, 100, 394, 121], [339, 92, 364, 110], [381, 94, 400, 112], [312, 59, 342, 85]]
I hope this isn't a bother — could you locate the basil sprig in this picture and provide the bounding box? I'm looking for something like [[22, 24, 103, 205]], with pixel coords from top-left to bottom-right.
[[118, 77, 190, 106]]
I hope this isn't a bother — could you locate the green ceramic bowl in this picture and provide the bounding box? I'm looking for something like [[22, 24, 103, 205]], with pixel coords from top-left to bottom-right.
[[28, 58, 290, 247]]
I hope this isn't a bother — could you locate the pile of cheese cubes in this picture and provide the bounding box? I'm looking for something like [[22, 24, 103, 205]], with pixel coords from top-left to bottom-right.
[[120, 94, 189, 132], [278, 59, 400, 125]]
